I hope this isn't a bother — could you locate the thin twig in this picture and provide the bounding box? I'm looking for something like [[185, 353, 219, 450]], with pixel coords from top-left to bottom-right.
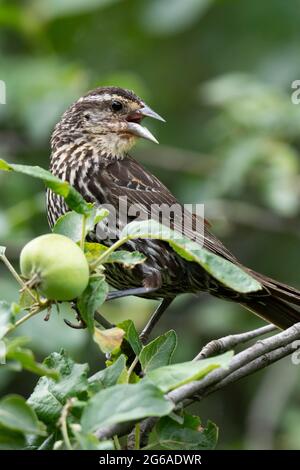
[[195, 324, 277, 360], [5, 301, 50, 336], [0, 253, 37, 302], [167, 323, 300, 405]]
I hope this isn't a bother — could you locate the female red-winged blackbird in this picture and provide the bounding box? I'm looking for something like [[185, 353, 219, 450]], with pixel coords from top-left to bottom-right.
[[47, 86, 300, 330]]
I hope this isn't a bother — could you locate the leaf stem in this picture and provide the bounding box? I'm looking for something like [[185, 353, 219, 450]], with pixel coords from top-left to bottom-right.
[[134, 422, 141, 450], [5, 301, 49, 336], [127, 356, 139, 381], [90, 237, 128, 270], [113, 435, 122, 450], [59, 399, 74, 451], [80, 214, 87, 250]]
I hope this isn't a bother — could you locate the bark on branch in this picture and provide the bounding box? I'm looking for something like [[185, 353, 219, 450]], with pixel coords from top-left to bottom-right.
[[94, 322, 300, 445]]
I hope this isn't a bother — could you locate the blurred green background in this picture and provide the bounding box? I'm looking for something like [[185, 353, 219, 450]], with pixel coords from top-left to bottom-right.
[[1, 0, 300, 449]]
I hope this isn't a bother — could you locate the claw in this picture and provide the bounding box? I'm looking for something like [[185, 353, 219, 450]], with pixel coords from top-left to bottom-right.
[[64, 307, 87, 329], [64, 318, 87, 329]]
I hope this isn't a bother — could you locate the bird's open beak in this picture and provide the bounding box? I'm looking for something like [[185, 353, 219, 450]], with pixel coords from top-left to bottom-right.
[[126, 104, 165, 144]]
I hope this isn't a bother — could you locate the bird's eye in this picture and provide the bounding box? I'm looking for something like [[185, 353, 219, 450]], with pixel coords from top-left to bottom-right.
[[111, 100, 123, 112], [84, 113, 90, 121]]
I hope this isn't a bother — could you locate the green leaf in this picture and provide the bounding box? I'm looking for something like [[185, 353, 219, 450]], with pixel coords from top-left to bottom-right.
[[0, 428, 26, 450], [53, 208, 109, 242], [0, 395, 44, 435], [93, 327, 125, 355], [28, 351, 89, 424], [53, 211, 84, 241], [121, 220, 262, 294], [77, 275, 109, 333], [74, 431, 114, 450], [140, 330, 177, 373], [5, 341, 59, 379], [153, 414, 218, 450], [84, 242, 107, 264], [105, 250, 146, 267], [0, 159, 91, 215], [117, 319, 142, 356], [81, 381, 174, 433], [42, 351, 89, 401], [88, 355, 127, 392], [146, 351, 233, 393], [27, 378, 62, 425], [84, 242, 146, 267]]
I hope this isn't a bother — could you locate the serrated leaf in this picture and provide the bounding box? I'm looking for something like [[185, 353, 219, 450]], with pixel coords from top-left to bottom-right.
[[81, 381, 174, 433], [146, 351, 233, 392], [28, 351, 89, 424], [117, 319, 142, 356], [28, 378, 62, 425], [121, 220, 262, 294], [0, 395, 44, 436], [42, 351, 89, 401], [0, 159, 91, 215], [84, 242, 146, 268], [105, 250, 146, 267], [93, 327, 125, 355], [88, 355, 127, 392], [154, 414, 218, 450], [140, 330, 177, 373], [77, 275, 109, 333]]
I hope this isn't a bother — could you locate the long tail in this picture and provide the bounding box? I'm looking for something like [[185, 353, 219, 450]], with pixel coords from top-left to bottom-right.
[[241, 270, 300, 329]]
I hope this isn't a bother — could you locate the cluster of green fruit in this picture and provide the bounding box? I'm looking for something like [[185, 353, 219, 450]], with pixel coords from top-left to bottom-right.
[[20, 234, 90, 301]]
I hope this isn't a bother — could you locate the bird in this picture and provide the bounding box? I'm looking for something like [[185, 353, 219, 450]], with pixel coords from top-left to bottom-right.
[[47, 86, 300, 331]]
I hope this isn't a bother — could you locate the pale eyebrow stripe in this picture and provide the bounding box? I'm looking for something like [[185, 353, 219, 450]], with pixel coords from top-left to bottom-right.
[[78, 93, 128, 103], [79, 93, 111, 102]]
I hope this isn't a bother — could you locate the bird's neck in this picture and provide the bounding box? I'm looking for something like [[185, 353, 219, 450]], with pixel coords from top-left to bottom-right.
[[51, 125, 136, 162]]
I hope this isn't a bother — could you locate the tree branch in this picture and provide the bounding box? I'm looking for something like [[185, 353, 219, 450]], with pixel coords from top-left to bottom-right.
[[94, 322, 300, 444], [195, 324, 277, 360]]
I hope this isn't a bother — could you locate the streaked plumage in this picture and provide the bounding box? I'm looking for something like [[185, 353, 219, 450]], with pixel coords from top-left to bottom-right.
[[47, 86, 300, 329]]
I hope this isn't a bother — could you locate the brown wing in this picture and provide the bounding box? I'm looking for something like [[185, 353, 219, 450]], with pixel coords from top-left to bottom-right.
[[101, 155, 237, 263]]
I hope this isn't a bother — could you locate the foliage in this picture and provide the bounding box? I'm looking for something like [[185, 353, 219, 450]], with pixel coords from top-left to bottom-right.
[[1, 0, 300, 450], [0, 161, 240, 449]]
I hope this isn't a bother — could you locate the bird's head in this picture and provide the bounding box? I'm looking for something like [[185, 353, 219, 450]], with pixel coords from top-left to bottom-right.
[[54, 86, 165, 157]]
